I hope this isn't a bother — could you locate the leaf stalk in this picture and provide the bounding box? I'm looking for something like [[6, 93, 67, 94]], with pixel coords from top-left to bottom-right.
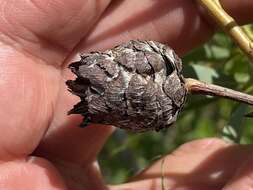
[[185, 78, 253, 105]]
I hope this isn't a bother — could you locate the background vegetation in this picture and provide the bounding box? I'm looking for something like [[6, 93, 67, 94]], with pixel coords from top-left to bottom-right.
[[98, 25, 253, 184]]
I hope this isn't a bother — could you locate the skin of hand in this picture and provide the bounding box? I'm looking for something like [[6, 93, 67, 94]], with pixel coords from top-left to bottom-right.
[[0, 0, 253, 189]]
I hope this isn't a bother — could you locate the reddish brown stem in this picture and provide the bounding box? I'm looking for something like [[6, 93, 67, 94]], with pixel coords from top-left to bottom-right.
[[185, 78, 253, 105]]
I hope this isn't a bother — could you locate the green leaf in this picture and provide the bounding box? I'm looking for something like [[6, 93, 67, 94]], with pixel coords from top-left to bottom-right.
[[222, 104, 248, 143], [210, 45, 230, 59], [222, 125, 238, 143], [234, 72, 250, 83], [212, 32, 232, 47], [191, 64, 219, 83], [224, 53, 251, 84]]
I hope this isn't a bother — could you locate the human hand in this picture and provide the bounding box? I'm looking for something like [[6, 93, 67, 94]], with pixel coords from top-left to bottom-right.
[[0, 0, 253, 189]]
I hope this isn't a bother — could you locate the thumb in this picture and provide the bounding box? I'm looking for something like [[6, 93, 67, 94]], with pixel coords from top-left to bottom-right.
[[110, 138, 253, 190]]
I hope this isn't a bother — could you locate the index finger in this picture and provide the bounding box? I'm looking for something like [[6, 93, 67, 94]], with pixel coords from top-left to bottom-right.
[[80, 0, 253, 55]]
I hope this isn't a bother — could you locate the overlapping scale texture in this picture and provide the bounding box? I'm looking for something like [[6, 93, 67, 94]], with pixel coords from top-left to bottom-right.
[[66, 40, 187, 132]]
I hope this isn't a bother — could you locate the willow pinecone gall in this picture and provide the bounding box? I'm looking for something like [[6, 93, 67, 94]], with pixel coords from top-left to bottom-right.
[[66, 40, 187, 132]]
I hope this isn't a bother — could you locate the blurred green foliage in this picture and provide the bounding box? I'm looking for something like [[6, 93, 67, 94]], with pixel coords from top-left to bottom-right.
[[98, 26, 253, 184]]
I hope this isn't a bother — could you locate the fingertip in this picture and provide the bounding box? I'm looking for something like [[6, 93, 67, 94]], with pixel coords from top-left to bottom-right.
[[172, 138, 230, 155], [127, 138, 253, 189], [134, 138, 230, 179], [221, 0, 253, 25]]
